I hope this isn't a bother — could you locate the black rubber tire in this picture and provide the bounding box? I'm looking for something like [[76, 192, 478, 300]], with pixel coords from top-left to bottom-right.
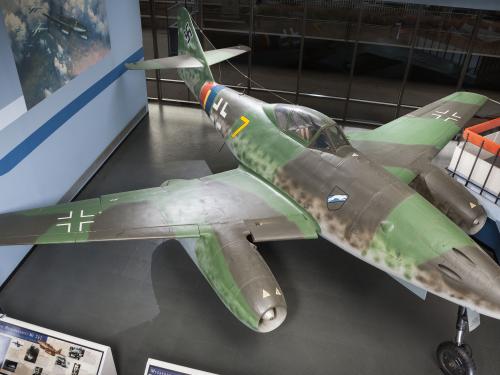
[[437, 341, 477, 375]]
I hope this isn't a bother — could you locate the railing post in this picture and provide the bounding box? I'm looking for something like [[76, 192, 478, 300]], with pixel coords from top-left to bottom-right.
[[480, 148, 499, 195], [452, 132, 470, 178], [456, 11, 481, 90], [248, 0, 254, 93], [465, 139, 485, 187], [342, 2, 363, 122], [148, 0, 162, 101], [295, 1, 307, 104], [395, 5, 422, 118]]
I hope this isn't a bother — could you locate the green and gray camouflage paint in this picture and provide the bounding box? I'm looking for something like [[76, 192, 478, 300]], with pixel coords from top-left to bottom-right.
[[0, 7, 499, 332]]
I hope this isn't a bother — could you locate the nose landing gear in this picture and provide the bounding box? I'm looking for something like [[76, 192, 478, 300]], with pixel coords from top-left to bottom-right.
[[436, 306, 476, 375]]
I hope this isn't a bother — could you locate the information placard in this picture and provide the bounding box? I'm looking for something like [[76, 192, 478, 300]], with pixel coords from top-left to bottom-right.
[[0, 317, 116, 375], [144, 359, 218, 375]]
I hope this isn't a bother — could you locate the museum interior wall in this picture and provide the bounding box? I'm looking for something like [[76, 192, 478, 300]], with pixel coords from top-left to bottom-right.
[[141, 0, 500, 127], [0, 0, 147, 285]]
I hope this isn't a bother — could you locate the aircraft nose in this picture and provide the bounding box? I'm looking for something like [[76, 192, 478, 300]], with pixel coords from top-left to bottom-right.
[[419, 245, 500, 319]]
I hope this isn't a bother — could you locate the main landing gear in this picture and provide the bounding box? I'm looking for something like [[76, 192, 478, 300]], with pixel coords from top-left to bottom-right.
[[436, 306, 476, 375]]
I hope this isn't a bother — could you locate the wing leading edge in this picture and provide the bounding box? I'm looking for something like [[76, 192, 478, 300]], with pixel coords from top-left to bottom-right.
[[0, 168, 318, 245], [349, 92, 488, 183], [0, 167, 318, 333]]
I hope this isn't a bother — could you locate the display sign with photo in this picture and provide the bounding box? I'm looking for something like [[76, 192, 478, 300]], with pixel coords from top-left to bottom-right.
[[0, 320, 103, 375], [144, 359, 218, 375], [147, 365, 189, 375]]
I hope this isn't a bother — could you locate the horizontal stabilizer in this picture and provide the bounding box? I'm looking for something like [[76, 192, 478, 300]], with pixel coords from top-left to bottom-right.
[[125, 45, 250, 71], [125, 54, 203, 70], [204, 45, 250, 66]]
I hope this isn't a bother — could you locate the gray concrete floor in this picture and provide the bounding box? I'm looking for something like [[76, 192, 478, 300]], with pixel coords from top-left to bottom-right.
[[1, 104, 500, 375]]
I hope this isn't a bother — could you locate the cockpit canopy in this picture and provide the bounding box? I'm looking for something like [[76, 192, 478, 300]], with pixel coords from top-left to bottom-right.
[[272, 104, 349, 153]]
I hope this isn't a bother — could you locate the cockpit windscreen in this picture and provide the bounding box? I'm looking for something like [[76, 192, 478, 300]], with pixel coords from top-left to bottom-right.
[[273, 104, 349, 152]]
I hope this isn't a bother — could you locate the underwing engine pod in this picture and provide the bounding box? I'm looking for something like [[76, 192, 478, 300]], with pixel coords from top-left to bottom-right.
[[179, 224, 287, 332], [410, 165, 487, 235]]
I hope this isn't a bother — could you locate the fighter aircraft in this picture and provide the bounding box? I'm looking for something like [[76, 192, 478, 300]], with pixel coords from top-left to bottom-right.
[[37, 341, 62, 356], [0, 8, 497, 374], [32, 22, 47, 37], [12, 341, 23, 348], [42, 12, 88, 40], [29, 6, 43, 14]]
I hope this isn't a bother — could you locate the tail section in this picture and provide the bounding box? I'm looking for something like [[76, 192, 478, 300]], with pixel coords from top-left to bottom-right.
[[125, 7, 249, 98], [177, 7, 213, 96]]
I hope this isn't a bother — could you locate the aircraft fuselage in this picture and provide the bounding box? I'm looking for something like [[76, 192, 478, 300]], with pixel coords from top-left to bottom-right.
[[198, 82, 500, 319]]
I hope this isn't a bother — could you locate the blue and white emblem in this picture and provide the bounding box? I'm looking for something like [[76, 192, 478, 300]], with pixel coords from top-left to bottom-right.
[[327, 194, 348, 204], [327, 186, 349, 210]]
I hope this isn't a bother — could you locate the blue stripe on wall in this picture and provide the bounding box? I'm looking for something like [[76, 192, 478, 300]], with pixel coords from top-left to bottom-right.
[[0, 47, 144, 176]]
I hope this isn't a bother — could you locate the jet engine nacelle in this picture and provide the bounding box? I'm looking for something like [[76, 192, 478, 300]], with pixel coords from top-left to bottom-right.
[[410, 165, 487, 235], [180, 225, 287, 333]]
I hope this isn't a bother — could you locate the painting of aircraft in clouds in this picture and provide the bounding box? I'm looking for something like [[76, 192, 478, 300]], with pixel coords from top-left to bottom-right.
[[0, 0, 110, 110]]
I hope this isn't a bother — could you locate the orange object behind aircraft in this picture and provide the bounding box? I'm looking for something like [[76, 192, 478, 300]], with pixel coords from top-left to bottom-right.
[[463, 118, 500, 155]]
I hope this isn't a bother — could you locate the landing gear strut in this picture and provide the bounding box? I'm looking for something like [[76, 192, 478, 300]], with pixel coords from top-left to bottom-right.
[[436, 306, 476, 375]]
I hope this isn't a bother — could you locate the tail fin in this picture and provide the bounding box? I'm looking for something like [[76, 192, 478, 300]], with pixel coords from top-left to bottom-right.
[[126, 7, 249, 97], [177, 7, 213, 95]]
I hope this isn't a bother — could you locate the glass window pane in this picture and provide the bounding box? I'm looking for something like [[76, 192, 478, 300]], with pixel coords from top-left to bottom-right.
[[298, 96, 345, 119], [461, 12, 500, 104], [348, 4, 419, 116], [203, 0, 250, 31], [357, 2, 418, 47], [202, 30, 249, 86], [161, 81, 190, 102], [346, 101, 396, 125], [305, 3, 358, 40], [402, 8, 477, 107], [252, 33, 299, 92], [300, 39, 353, 99], [254, 2, 303, 35]]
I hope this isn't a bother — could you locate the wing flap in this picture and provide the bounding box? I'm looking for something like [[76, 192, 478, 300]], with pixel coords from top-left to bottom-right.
[[245, 215, 317, 242]]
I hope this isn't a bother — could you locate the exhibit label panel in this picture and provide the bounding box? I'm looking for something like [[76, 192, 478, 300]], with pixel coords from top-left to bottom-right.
[[0, 317, 116, 375], [144, 359, 218, 375]]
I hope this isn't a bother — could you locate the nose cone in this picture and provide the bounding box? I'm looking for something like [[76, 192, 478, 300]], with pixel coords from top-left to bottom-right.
[[418, 245, 500, 319]]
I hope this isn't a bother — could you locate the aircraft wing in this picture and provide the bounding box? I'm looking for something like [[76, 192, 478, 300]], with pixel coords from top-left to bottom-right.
[[348, 92, 488, 183], [0, 168, 318, 245]]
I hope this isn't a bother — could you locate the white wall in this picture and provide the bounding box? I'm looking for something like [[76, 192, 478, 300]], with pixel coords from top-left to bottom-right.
[[0, 0, 147, 285]]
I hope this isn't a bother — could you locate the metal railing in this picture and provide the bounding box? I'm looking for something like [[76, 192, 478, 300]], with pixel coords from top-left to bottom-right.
[[140, 0, 500, 128], [449, 133, 500, 206]]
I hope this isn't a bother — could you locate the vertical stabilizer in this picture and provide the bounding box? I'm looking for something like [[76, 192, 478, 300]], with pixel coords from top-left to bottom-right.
[[177, 7, 214, 97]]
